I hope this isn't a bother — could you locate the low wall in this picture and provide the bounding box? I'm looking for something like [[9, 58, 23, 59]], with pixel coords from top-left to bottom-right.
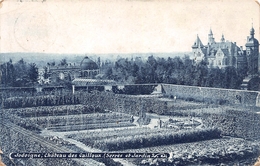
[[162, 84, 260, 107], [2, 84, 260, 109]]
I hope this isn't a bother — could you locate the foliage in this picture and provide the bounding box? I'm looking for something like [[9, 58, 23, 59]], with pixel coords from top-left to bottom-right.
[[0, 59, 39, 87], [59, 58, 68, 66], [2, 95, 81, 108], [102, 55, 244, 89], [124, 138, 260, 166], [99, 128, 221, 151], [75, 128, 221, 151], [51, 122, 135, 132], [247, 76, 260, 91], [28, 63, 39, 84], [202, 109, 260, 140], [7, 105, 104, 117]]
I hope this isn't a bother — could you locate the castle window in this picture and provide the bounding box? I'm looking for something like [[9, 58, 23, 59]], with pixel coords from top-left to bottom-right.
[[59, 73, 65, 80]]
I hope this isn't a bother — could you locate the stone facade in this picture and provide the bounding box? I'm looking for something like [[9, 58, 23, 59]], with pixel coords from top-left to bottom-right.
[[192, 27, 259, 76]]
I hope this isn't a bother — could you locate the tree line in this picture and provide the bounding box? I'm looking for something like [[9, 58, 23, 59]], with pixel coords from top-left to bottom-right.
[[1, 55, 254, 90], [0, 59, 38, 87], [103, 55, 245, 89]]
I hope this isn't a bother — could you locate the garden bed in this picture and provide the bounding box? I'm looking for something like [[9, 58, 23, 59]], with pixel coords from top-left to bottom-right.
[[68, 128, 221, 151], [118, 137, 260, 166]]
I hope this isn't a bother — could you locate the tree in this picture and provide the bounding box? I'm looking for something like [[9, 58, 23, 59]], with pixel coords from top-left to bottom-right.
[[193, 60, 208, 86], [212, 67, 224, 88], [156, 58, 167, 83], [205, 68, 218, 87], [28, 63, 38, 85], [222, 66, 241, 89], [101, 54, 244, 90], [43, 66, 49, 79], [0, 59, 15, 86], [60, 59, 67, 66], [97, 57, 101, 67], [248, 77, 260, 91], [145, 55, 158, 83], [1, 59, 40, 87], [183, 57, 195, 86], [14, 58, 28, 81], [104, 67, 113, 80]]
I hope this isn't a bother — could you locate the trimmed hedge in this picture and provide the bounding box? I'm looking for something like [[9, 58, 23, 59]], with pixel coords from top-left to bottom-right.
[[86, 128, 221, 151], [3, 95, 81, 108]]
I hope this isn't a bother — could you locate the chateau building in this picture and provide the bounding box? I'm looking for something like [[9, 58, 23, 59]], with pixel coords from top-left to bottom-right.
[[192, 26, 259, 76]]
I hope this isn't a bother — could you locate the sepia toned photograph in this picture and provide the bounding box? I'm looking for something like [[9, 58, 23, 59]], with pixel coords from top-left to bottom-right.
[[0, 0, 260, 165]]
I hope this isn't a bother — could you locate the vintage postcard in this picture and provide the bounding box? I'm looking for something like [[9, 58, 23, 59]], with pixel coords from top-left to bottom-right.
[[0, 0, 260, 165]]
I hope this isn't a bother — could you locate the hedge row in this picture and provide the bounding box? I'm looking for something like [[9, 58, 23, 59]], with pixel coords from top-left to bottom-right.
[[5, 105, 104, 117], [202, 109, 260, 140], [83, 128, 221, 151], [2, 95, 81, 108]]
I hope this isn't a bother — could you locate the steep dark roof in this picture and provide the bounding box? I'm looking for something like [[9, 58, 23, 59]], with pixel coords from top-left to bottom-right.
[[192, 35, 204, 48]]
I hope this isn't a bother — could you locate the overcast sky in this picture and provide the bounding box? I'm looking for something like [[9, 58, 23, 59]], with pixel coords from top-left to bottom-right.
[[0, 0, 259, 54]]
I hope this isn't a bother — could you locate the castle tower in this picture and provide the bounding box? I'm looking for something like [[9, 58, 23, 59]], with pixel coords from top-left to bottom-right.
[[192, 35, 206, 62], [208, 28, 215, 45], [221, 34, 225, 42], [245, 26, 259, 76], [192, 35, 203, 54]]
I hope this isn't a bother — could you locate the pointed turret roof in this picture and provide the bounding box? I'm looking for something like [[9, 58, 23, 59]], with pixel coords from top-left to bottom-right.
[[250, 26, 255, 36], [246, 25, 259, 47], [209, 28, 213, 35], [221, 34, 225, 42], [192, 35, 204, 48]]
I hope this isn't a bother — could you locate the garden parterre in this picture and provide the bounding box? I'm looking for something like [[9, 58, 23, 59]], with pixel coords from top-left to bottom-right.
[[1, 89, 260, 165]]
